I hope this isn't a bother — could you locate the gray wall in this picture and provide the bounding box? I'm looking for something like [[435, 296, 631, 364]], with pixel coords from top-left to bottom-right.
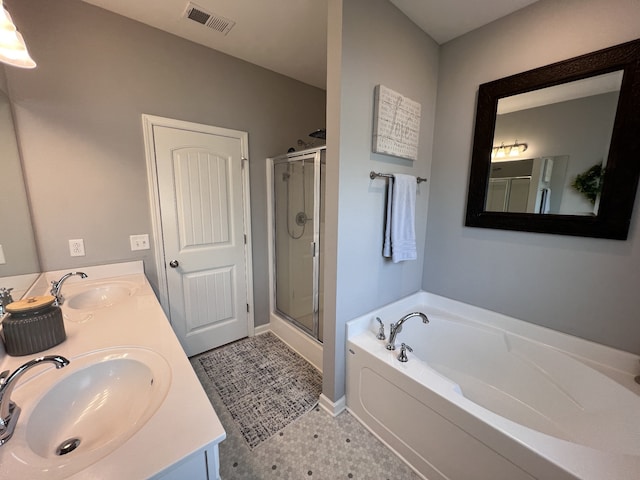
[[4, 0, 325, 327], [424, 0, 640, 354], [324, 0, 438, 401]]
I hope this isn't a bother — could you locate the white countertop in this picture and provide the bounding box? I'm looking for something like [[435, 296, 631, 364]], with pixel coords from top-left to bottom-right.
[[0, 261, 225, 479]]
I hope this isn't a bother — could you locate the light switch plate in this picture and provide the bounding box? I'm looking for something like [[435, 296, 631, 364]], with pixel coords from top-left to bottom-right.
[[130, 234, 150, 251], [0, 244, 5, 264]]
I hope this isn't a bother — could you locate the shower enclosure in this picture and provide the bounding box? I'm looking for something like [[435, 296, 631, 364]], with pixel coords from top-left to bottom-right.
[[270, 147, 325, 343]]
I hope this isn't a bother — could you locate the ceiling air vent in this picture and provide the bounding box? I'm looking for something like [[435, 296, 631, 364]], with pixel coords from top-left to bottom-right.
[[184, 3, 235, 35]]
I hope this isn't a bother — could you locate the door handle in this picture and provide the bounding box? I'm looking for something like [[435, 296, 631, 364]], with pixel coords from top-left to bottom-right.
[[169, 260, 179, 268]]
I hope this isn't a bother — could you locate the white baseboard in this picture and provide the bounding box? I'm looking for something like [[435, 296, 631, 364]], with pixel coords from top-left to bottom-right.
[[318, 394, 346, 417], [269, 313, 323, 372], [253, 323, 270, 336]]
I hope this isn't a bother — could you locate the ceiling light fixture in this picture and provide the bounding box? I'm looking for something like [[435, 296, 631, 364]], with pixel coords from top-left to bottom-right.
[[0, 2, 36, 69]]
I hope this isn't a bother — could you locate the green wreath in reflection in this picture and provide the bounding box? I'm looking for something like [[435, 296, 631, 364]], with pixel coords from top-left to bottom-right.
[[572, 163, 603, 204]]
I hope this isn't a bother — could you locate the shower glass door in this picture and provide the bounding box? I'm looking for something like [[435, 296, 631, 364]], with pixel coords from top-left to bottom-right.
[[273, 149, 323, 341]]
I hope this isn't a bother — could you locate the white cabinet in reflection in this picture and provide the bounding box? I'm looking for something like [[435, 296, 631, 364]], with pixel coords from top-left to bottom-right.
[[486, 156, 568, 214]]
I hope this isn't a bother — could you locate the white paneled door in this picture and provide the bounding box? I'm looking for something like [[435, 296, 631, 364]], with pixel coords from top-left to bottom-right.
[[150, 121, 252, 356]]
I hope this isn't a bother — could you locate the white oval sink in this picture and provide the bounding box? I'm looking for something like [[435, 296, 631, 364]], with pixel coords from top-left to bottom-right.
[[9, 347, 171, 479], [66, 281, 137, 310]]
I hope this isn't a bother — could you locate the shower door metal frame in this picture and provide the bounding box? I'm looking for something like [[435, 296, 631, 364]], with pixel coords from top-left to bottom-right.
[[271, 147, 323, 342]]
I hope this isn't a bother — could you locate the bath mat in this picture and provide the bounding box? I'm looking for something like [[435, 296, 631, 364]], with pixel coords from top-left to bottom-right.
[[196, 332, 322, 449]]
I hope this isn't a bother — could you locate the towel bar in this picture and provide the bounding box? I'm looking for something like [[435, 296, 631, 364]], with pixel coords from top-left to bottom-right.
[[370, 171, 427, 184]]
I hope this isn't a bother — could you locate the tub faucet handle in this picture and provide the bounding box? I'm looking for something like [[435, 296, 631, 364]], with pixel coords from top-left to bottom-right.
[[398, 343, 413, 363], [375, 317, 386, 341]]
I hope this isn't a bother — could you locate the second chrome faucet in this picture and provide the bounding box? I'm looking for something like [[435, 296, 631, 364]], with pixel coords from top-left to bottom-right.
[[50, 271, 88, 306]]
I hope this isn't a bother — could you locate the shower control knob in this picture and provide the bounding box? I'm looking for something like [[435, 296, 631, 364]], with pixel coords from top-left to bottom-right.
[[169, 260, 179, 268]]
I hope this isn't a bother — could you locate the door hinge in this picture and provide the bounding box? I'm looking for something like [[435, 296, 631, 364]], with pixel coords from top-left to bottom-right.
[[246, 303, 250, 313], [244, 234, 247, 244]]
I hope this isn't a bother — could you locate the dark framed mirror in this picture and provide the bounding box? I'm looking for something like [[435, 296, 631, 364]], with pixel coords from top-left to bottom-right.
[[466, 39, 640, 240]]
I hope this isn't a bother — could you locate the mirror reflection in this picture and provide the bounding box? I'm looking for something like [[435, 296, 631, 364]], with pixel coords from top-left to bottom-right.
[[487, 70, 623, 216], [0, 84, 41, 298]]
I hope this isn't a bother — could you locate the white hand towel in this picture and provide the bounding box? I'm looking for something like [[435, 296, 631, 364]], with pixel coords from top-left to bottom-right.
[[390, 174, 417, 263]]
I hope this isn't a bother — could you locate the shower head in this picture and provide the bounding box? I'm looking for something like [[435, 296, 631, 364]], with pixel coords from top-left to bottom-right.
[[309, 128, 326, 140]]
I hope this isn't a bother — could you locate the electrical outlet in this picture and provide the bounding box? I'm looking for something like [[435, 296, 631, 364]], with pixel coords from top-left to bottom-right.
[[130, 234, 150, 251], [69, 239, 85, 257]]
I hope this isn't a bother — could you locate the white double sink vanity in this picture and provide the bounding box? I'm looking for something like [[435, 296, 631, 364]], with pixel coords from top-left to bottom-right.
[[0, 261, 225, 479]]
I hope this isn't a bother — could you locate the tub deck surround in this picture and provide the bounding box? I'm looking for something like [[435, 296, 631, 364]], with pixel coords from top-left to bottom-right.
[[346, 291, 640, 480], [0, 261, 225, 480]]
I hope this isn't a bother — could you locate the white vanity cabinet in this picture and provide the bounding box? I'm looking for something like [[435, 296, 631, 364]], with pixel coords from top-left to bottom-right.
[[153, 444, 221, 480], [0, 262, 226, 480]]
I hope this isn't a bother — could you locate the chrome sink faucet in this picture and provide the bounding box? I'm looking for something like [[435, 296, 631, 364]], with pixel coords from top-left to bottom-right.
[[0, 287, 13, 315], [50, 271, 88, 305], [386, 312, 429, 350], [0, 355, 70, 446]]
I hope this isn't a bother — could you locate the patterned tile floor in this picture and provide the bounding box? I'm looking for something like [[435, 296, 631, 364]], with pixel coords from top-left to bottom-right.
[[190, 342, 422, 480]]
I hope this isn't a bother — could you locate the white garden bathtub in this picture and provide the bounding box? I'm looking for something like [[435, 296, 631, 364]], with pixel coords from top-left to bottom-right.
[[346, 291, 640, 480]]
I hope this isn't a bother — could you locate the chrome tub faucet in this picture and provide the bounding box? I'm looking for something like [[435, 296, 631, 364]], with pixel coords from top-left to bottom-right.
[[386, 312, 429, 350], [0, 355, 70, 446], [50, 271, 88, 305]]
